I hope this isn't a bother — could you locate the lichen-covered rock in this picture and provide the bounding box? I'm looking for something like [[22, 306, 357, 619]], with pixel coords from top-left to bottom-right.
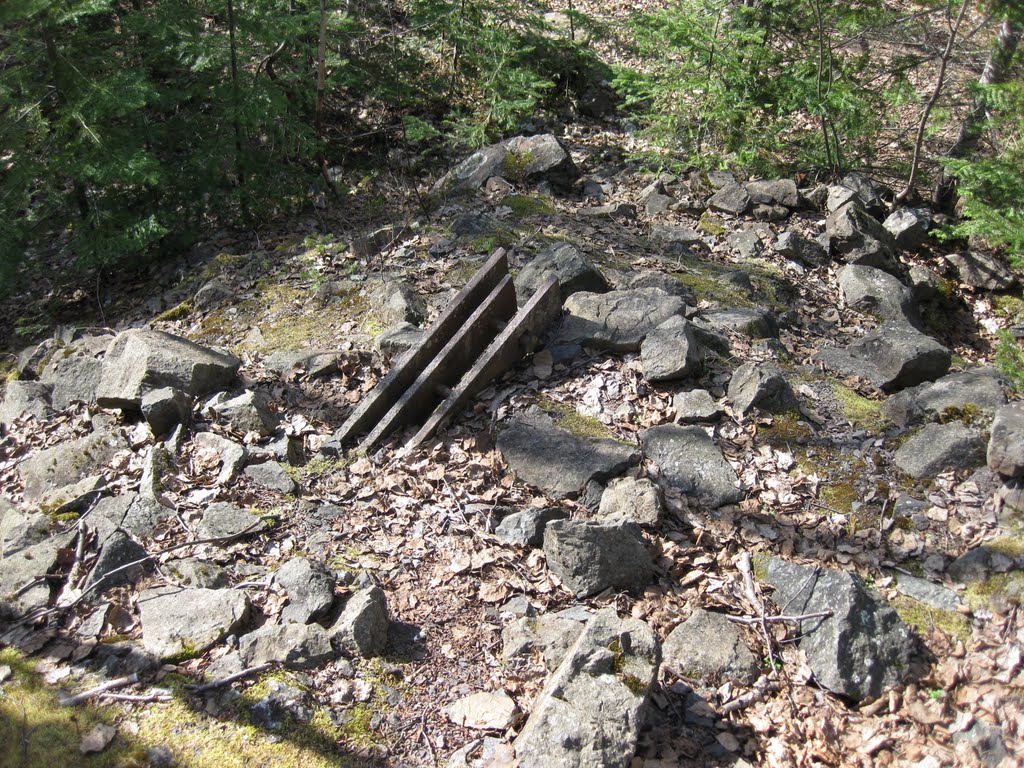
[[515, 243, 609, 305], [894, 422, 985, 480], [641, 425, 742, 508], [513, 609, 659, 768], [559, 289, 687, 352], [597, 477, 663, 526], [640, 316, 701, 382], [138, 586, 250, 659], [328, 586, 390, 658], [662, 608, 759, 684], [762, 557, 913, 701], [275, 557, 336, 624], [814, 321, 950, 392], [18, 430, 128, 503], [882, 367, 1007, 427]]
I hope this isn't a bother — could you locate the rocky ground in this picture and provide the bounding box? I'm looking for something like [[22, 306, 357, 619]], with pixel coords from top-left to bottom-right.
[[2, 127, 1024, 768]]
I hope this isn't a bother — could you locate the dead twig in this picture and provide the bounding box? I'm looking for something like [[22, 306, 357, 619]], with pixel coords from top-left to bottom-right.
[[726, 610, 833, 626], [736, 552, 778, 674], [100, 691, 173, 703], [183, 662, 274, 693], [721, 674, 779, 715], [60, 673, 138, 706]]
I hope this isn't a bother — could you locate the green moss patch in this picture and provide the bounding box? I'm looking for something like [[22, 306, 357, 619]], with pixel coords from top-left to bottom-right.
[[831, 382, 887, 432], [537, 397, 618, 441], [964, 572, 1024, 611], [891, 595, 971, 643], [504, 194, 555, 217], [155, 301, 193, 323]]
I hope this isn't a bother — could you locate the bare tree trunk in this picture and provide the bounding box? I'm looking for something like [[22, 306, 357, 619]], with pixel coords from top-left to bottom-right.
[[892, 0, 972, 209], [315, 0, 337, 195], [932, 14, 1022, 211], [226, 0, 245, 187]]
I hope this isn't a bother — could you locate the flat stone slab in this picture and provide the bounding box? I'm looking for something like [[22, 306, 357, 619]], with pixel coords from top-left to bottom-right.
[[762, 557, 913, 701], [515, 242, 608, 304], [641, 424, 742, 508], [814, 322, 950, 392], [96, 329, 240, 410], [18, 430, 128, 503], [894, 422, 985, 480], [513, 608, 659, 768], [662, 608, 759, 684], [496, 407, 639, 499], [138, 586, 250, 659], [559, 288, 687, 352], [197, 502, 266, 540]]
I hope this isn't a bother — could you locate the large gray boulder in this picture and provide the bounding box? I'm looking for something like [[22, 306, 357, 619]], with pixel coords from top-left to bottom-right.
[[515, 243, 609, 305], [497, 407, 639, 499], [988, 403, 1024, 479], [597, 477, 663, 527], [543, 519, 653, 597], [728, 362, 798, 416], [138, 586, 250, 659], [707, 183, 750, 216], [814, 322, 950, 392], [837, 264, 918, 325], [641, 425, 742, 508], [882, 367, 1007, 427], [432, 134, 579, 195], [559, 289, 687, 352], [513, 609, 659, 768], [239, 622, 335, 668], [745, 179, 800, 209], [17, 430, 128, 503], [894, 422, 985, 480], [774, 231, 828, 266], [494, 507, 569, 548], [95, 330, 240, 410], [640, 316, 701, 382], [883, 208, 931, 250], [762, 557, 913, 701], [40, 345, 106, 409], [661, 608, 759, 684], [944, 251, 1017, 292], [826, 203, 899, 273], [0, 381, 54, 426]]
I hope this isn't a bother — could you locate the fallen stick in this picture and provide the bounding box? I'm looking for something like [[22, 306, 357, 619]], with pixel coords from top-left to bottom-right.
[[60, 673, 138, 706], [183, 662, 274, 693], [736, 552, 777, 673], [727, 610, 833, 626], [721, 674, 779, 715], [100, 691, 173, 703]]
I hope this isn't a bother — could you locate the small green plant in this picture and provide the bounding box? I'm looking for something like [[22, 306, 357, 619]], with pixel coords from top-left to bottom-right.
[[155, 301, 193, 322], [994, 330, 1024, 393]]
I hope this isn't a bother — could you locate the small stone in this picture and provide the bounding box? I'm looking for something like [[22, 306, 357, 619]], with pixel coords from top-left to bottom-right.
[[728, 362, 798, 416], [197, 502, 265, 540], [814, 321, 950, 392], [641, 424, 742, 509], [80, 724, 117, 754], [276, 557, 336, 624], [244, 461, 298, 494], [239, 623, 334, 668], [0, 381, 54, 426], [597, 477, 663, 526], [192, 431, 248, 485], [988, 402, 1024, 479], [774, 231, 827, 265], [138, 586, 250, 659], [883, 208, 931, 250], [726, 229, 763, 259], [708, 183, 750, 215], [446, 690, 520, 730], [167, 558, 229, 589], [640, 316, 701, 382], [494, 508, 569, 548], [214, 390, 280, 436], [673, 389, 724, 424], [838, 264, 917, 324], [944, 251, 1017, 291], [514, 243, 609, 305], [894, 422, 985, 480], [328, 586, 390, 658], [374, 323, 423, 361]]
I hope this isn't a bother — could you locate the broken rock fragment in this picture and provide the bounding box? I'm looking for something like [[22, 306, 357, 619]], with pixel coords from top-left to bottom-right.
[[543, 519, 653, 597]]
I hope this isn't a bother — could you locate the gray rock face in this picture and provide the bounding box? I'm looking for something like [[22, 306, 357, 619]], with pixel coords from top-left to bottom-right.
[[502, 612, 586, 671], [374, 322, 423, 361], [814, 322, 950, 392], [673, 389, 724, 424], [244, 462, 298, 494], [239, 622, 335, 668], [328, 586, 389, 658], [39, 339, 108, 409], [504, 134, 580, 191], [368, 280, 427, 327], [96, 329, 240, 410], [641, 425, 742, 508], [197, 502, 265, 540], [192, 431, 248, 485], [894, 422, 985, 479], [988, 403, 1024, 479], [953, 721, 1008, 768], [727, 229, 763, 259], [215, 390, 280, 436], [762, 557, 913, 701], [433, 144, 506, 193], [0, 534, 72, 615], [774, 231, 827, 265], [826, 203, 899, 273], [497, 408, 639, 499], [662, 608, 759, 684], [494, 507, 569, 548], [543, 520, 653, 597], [651, 224, 701, 246], [837, 265, 917, 324], [826, 184, 858, 213], [276, 558, 336, 624], [560, 289, 686, 352], [948, 543, 1024, 584], [707, 183, 751, 215], [883, 208, 931, 250], [892, 574, 963, 612], [17, 338, 63, 379], [621, 271, 694, 302], [193, 278, 234, 311], [513, 609, 659, 768], [598, 477, 663, 526], [166, 558, 229, 589], [0, 381, 54, 426], [944, 251, 1017, 291], [882, 368, 1007, 427], [138, 586, 250, 658], [84, 531, 148, 594], [640, 316, 701, 382], [515, 243, 609, 304], [0, 501, 48, 558], [745, 179, 800, 208], [18, 430, 128, 503], [908, 265, 944, 301], [141, 387, 192, 436], [728, 362, 798, 416], [697, 307, 778, 339], [578, 202, 637, 220], [840, 172, 887, 217]]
